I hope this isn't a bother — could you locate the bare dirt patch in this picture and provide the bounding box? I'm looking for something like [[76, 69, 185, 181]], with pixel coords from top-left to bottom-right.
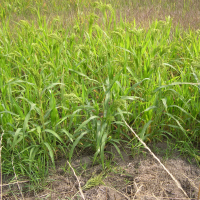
[[3, 142, 200, 200]]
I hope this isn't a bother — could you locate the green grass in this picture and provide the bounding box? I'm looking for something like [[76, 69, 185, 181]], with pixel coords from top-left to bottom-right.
[[0, 0, 200, 187]]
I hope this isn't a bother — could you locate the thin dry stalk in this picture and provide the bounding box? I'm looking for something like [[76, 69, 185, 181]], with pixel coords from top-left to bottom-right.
[[67, 161, 85, 200], [0, 130, 4, 200], [2, 180, 29, 187], [11, 157, 24, 200], [101, 185, 130, 200], [182, 173, 199, 191], [132, 183, 143, 200], [123, 120, 189, 198], [135, 194, 196, 199]]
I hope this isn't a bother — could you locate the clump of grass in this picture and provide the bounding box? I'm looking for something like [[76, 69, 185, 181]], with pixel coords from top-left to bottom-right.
[[0, 0, 200, 187]]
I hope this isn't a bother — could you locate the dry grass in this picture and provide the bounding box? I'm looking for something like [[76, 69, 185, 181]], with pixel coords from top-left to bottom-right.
[[2, 0, 200, 31], [114, 0, 200, 30]]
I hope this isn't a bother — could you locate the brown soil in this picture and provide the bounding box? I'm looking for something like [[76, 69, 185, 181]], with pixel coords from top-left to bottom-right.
[[3, 142, 200, 200]]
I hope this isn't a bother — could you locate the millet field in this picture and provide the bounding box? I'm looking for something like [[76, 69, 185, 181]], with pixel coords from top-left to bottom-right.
[[1, 0, 200, 199]]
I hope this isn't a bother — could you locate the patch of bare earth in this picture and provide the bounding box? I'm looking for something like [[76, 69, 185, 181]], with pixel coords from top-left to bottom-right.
[[3, 142, 200, 200]]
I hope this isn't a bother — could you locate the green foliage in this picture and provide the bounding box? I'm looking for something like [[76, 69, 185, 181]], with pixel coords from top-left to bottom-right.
[[0, 0, 200, 184]]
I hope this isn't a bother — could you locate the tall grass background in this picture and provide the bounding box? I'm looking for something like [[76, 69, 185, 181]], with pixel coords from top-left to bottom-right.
[[0, 0, 200, 185]]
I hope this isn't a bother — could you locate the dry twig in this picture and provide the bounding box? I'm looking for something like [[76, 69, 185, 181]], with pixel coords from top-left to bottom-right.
[[11, 156, 24, 200], [132, 182, 143, 200], [123, 120, 189, 198], [101, 185, 130, 200], [2, 180, 29, 187], [67, 161, 85, 200]]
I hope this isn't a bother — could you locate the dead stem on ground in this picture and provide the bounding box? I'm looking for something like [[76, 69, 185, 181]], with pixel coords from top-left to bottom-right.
[[123, 119, 189, 198], [11, 156, 24, 200], [67, 161, 85, 200]]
